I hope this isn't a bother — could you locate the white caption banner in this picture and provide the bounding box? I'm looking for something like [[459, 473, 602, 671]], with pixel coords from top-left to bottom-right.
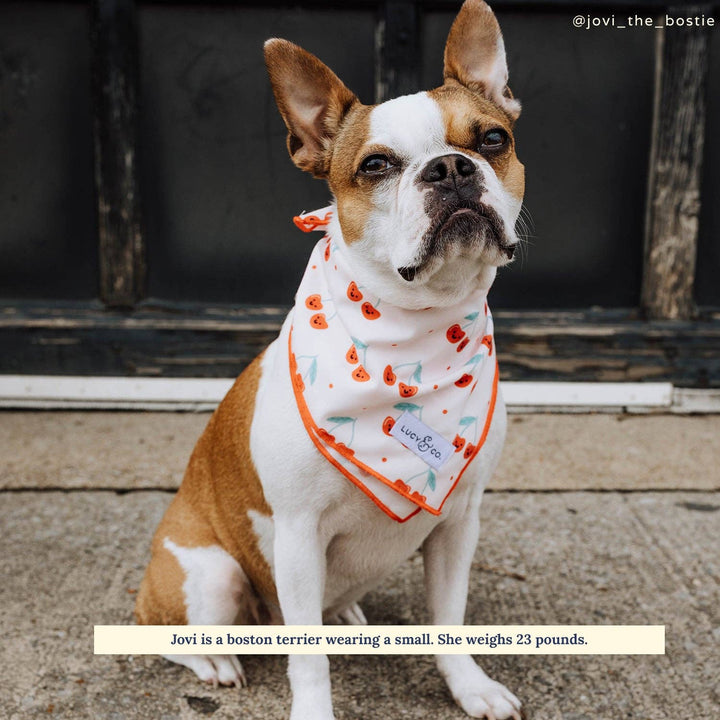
[[94, 625, 665, 656]]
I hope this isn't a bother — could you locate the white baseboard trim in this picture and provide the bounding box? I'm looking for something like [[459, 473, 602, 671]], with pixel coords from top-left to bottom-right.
[[0, 375, 711, 413]]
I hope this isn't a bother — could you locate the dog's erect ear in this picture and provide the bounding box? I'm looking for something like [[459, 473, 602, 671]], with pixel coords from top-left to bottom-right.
[[443, 0, 521, 121], [264, 39, 358, 178]]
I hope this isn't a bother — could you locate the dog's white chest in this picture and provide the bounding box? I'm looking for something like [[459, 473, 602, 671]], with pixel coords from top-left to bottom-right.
[[250, 320, 507, 612]]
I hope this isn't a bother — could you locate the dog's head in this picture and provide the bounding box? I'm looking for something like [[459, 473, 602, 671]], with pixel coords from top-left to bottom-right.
[[265, 0, 524, 309]]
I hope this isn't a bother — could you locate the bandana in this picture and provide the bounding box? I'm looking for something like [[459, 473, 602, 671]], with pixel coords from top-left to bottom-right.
[[289, 207, 499, 522]]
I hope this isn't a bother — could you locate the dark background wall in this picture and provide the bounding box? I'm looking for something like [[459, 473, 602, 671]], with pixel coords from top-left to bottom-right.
[[0, 2, 97, 300], [0, 1, 718, 384]]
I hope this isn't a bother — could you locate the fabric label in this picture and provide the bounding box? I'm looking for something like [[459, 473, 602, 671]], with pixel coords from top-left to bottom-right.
[[389, 411, 454, 470]]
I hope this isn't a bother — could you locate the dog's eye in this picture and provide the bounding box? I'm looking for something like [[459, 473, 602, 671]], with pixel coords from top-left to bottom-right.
[[480, 129, 508, 151], [359, 154, 393, 175]]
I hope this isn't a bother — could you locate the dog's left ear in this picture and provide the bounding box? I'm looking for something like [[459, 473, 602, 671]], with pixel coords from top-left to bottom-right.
[[265, 39, 358, 178], [443, 0, 521, 122]]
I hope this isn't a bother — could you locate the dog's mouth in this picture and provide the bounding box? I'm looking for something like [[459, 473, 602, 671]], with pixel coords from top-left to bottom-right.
[[397, 202, 515, 282]]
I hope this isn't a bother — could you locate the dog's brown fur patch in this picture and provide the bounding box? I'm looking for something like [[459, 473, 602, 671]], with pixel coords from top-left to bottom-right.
[[135, 353, 276, 626], [429, 84, 524, 203], [328, 104, 376, 245]]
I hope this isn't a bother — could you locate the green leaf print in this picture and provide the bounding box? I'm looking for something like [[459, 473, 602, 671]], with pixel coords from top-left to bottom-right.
[[427, 470, 436, 492], [394, 402, 422, 413], [411, 364, 423, 384], [326, 416, 355, 424], [459, 416, 477, 427], [464, 311, 479, 321]]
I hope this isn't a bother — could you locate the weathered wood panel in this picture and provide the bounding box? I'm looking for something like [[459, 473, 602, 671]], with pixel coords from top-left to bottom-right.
[[377, 0, 421, 101], [695, 6, 720, 307], [642, 4, 712, 320], [0, 3, 97, 301], [137, 4, 376, 306], [1, 304, 718, 387], [91, 0, 145, 308]]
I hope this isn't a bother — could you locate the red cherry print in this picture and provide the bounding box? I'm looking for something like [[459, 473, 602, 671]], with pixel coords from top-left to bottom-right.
[[398, 382, 418, 398], [324, 243, 331, 261], [317, 428, 336, 443], [346, 345, 359, 364], [347, 281, 363, 302], [457, 337, 470, 352], [455, 373, 473, 388], [305, 294, 323, 310], [394, 479, 410, 493], [361, 302, 381, 320], [310, 313, 328, 329], [481, 334, 493, 355], [352, 365, 371, 382], [446, 324, 465, 343], [383, 365, 397, 385], [382, 416, 396, 436], [452, 435, 466, 453], [463, 443, 475, 460], [293, 373, 305, 392]]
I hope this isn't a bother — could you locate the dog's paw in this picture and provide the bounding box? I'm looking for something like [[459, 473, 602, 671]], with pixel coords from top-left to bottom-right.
[[453, 677, 522, 720], [163, 653, 247, 688], [325, 602, 368, 625], [338, 602, 368, 625]]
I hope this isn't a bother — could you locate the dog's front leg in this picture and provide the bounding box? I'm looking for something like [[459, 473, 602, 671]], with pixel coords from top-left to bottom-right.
[[423, 508, 522, 720], [274, 512, 334, 720]]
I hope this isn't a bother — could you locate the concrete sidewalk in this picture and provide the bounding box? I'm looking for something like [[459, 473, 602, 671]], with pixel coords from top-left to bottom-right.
[[1, 412, 719, 719], [2, 412, 718, 491]]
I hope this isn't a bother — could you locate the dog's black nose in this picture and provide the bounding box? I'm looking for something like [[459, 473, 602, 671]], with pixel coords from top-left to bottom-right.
[[420, 154, 476, 184]]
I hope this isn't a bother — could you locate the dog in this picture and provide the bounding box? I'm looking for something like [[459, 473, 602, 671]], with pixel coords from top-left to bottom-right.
[[135, 1, 524, 718]]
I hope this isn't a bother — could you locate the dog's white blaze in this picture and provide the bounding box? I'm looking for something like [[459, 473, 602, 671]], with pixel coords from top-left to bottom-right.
[[368, 92, 447, 159], [161, 538, 250, 686], [248, 509, 275, 577], [163, 538, 246, 624]]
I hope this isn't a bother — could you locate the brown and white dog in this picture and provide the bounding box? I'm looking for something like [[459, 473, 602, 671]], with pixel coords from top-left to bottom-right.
[[135, 1, 525, 718]]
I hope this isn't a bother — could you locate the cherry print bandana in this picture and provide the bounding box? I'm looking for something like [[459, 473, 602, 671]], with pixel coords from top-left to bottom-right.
[[289, 208, 499, 522]]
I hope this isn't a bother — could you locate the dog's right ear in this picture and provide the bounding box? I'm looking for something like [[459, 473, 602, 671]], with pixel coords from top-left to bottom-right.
[[265, 39, 358, 178], [443, 0, 521, 122]]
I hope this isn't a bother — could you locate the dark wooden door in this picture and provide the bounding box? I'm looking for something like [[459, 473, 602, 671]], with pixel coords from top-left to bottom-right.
[[1, 0, 718, 386]]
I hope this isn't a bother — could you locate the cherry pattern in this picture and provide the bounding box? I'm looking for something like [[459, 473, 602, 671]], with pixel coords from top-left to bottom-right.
[[446, 324, 465, 343], [310, 313, 328, 329], [347, 281, 363, 302], [398, 382, 418, 398], [352, 365, 371, 382], [361, 301, 381, 320], [290, 224, 496, 521], [382, 416, 396, 436]]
